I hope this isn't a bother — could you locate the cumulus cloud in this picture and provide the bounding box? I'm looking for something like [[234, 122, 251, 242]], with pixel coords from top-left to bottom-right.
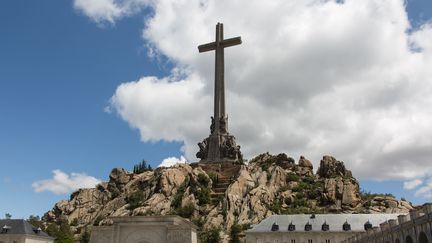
[[403, 179, 423, 190], [32, 170, 101, 195], [158, 156, 188, 168], [414, 178, 432, 199], [80, 0, 432, 180]]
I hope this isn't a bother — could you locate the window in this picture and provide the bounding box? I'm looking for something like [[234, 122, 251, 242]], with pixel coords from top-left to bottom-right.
[[290, 240, 296, 243], [273, 240, 279, 243], [325, 240, 331, 243], [321, 222, 329, 231], [288, 222, 296, 231], [271, 222, 279, 231], [304, 222, 312, 231], [307, 240, 313, 243], [343, 221, 351, 231], [364, 220, 372, 230]]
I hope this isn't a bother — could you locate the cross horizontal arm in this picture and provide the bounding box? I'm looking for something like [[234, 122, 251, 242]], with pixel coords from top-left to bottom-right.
[[198, 37, 242, 53], [220, 37, 242, 48], [198, 42, 216, 53]]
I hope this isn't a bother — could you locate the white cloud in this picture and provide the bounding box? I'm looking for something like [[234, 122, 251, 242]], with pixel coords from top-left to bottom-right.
[[80, 0, 432, 180], [158, 156, 188, 168], [32, 170, 101, 195], [73, 0, 149, 24], [403, 179, 423, 190], [414, 178, 432, 199]]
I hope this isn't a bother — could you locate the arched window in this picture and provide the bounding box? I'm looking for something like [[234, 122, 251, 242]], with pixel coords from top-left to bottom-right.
[[419, 231, 429, 243], [406, 235, 414, 243], [395, 239, 401, 243]]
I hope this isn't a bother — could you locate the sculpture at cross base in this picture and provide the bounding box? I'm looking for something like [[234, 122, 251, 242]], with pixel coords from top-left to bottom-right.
[[196, 23, 243, 163]]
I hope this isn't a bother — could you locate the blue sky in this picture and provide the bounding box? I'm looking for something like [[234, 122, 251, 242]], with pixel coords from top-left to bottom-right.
[[1, 0, 431, 218]]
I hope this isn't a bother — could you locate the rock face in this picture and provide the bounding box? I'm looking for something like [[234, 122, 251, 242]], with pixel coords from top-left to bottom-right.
[[42, 153, 414, 243]]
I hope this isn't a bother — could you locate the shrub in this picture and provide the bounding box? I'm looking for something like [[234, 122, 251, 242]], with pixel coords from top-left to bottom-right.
[[194, 187, 211, 206], [200, 227, 221, 243], [92, 216, 103, 226], [286, 173, 300, 182], [208, 172, 219, 185], [229, 222, 242, 243], [80, 230, 91, 243], [176, 203, 195, 218], [70, 218, 78, 226], [192, 217, 205, 228], [172, 179, 188, 209], [126, 190, 144, 210], [303, 176, 315, 184], [197, 173, 210, 188]]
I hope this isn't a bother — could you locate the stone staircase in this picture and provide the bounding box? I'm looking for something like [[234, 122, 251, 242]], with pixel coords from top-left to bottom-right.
[[190, 161, 242, 205], [210, 176, 231, 204]]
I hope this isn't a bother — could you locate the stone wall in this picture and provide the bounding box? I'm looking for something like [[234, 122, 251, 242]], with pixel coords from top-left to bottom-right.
[[343, 203, 432, 243], [90, 216, 197, 243]]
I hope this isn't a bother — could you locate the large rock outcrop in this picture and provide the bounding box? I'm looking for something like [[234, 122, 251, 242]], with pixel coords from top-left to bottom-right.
[[42, 153, 414, 242]]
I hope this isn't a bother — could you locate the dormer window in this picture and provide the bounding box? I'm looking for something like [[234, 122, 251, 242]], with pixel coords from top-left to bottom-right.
[[305, 222, 312, 231], [288, 222, 296, 231], [271, 222, 279, 231], [1, 225, 11, 233], [364, 220, 372, 231], [33, 227, 42, 234], [343, 221, 351, 231], [322, 221, 329, 231]]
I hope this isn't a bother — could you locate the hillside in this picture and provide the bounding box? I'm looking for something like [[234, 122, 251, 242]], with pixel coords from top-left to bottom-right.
[[42, 153, 414, 242]]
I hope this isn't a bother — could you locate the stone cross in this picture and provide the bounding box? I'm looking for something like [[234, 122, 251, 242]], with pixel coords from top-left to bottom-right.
[[198, 23, 242, 161]]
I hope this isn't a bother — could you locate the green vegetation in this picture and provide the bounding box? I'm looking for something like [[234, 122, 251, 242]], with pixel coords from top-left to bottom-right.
[[126, 190, 145, 210], [286, 173, 300, 182], [194, 187, 211, 206], [70, 218, 78, 226], [80, 230, 91, 243], [208, 172, 219, 185], [27, 215, 44, 229], [45, 219, 74, 243], [133, 160, 153, 174], [360, 190, 395, 200], [229, 222, 241, 243], [192, 217, 205, 228], [92, 216, 103, 226], [199, 227, 221, 243], [175, 203, 195, 218], [172, 179, 188, 209], [197, 173, 211, 187], [251, 152, 296, 171]]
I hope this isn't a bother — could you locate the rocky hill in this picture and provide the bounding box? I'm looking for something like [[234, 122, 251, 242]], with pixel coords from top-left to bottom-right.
[[42, 153, 414, 242]]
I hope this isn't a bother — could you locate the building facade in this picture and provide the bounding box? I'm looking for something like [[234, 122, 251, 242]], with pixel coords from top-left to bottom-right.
[[245, 214, 401, 243], [343, 203, 432, 243], [0, 219, 54, 243], [90, 216, 198, 243]]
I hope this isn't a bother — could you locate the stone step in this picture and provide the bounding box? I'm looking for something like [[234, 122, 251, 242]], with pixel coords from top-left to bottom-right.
[[210, 192, 224, 198], [213, 187, 226, 193], [214, 182, 230, 187]]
